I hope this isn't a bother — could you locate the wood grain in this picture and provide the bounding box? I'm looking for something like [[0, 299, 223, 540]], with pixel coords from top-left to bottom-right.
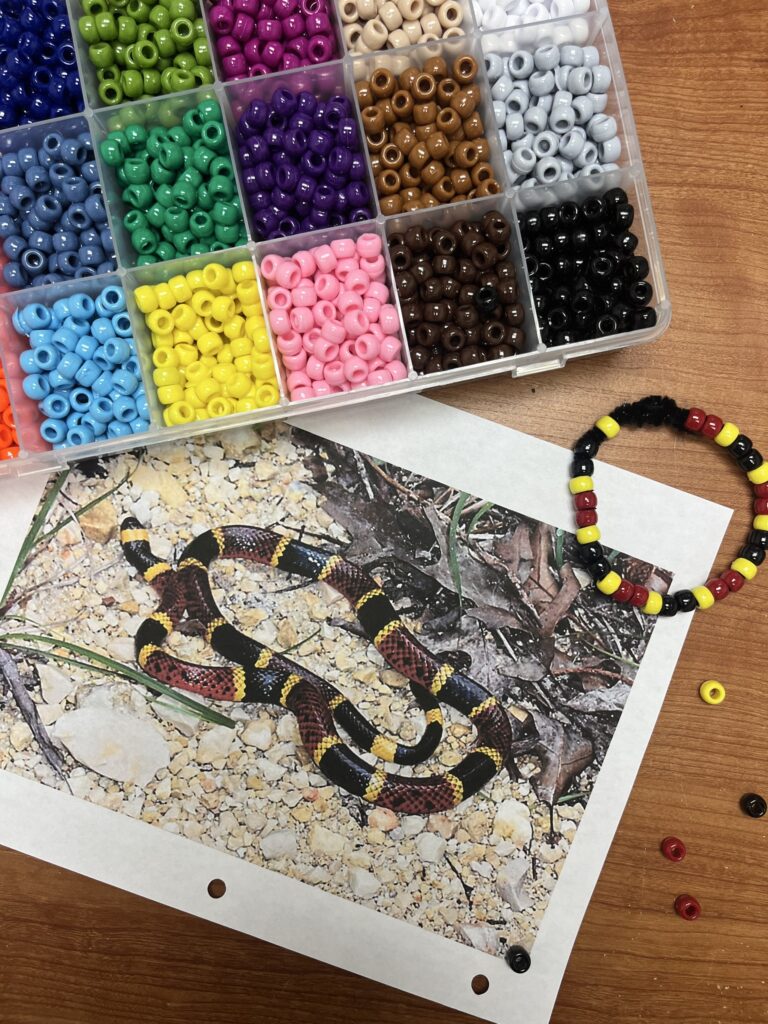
[[1, 2, 767, 1020]]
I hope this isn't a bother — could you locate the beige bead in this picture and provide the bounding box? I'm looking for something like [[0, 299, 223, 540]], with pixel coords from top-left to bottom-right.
[[442, 24, 463, 35], [437, 0, 462, 27], [419, 11, 440, 33], [401, 17, 421, 41], [397, 0, 424, 19], [361, 15, 388, 47], [357, 0, 377, 18], [378, 0, 403, 29], [387, 27, 409, 47], [339, 0, 358, 21], [419, 30, 439, 40], [343, 22, 364, 47]]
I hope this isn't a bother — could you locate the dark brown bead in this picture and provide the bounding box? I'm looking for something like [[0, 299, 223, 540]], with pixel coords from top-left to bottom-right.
[[410, 257, 433, 283], [389, 231, 405, 247], [432, 253, 457, 276], [481, 320, 505, 346], [460, 344, 484, 365], [441, 325, 466, 351], [423, 301, 447, 322], [395, 270, 417, 299], [496, 278, 518, 303], [443, 352, 462, 370], [459, 283, 478, 304], [415, 322, 441, 346], [370, 68, 396, 98], [496, 260, 517, 280], [457, 304, 479, 328], [404, 225, 429, 252], [456, 258, 475, 282], [389, 243, 412, 271], [458, 228, 481, 257], [471, 241, 498, 270], [489, 343, 516, 359], [476, 271, 499, 289], [443, 299, 457, 321], [419, 277, 443, 301], [425, 355, 444, 374], [399, 299, 420, 324], [504, 303, 525, 326], [504, 327, 525, 348], [464, 323, 482, 345], [441, 276, 460, 300], [410, 345, 430, 371], [481, 211, 510, 244], [429, 227, 457, 254]]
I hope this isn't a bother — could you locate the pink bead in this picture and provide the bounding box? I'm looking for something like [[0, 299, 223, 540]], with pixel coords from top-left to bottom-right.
[[343, 310, 369, 338], [369, 357, 385, 371], [339, 340, 354, 360], [313, 337, 338, 363], [260, 254, 282, 282], [356, 232, 382, 259], [367, 369, 392, 387], [353, 333, 379, 361], [312, 245, 336, 274], [291, 283, 316, 307], [386, 360, 408, 381], [276, 331, 302, 355], [345, 269, 370, 295], [335, 257, 358, 281], [233, 12, 255, 40], [275, 259, 301, 289], [366, 281, 389, 303], [267, 286, 291, 309], [368, 322, 383, 339], [379, 335, 401, 361], [312, 381, 333, 397], [209, 4, 235, 35], [291, 386, 314, 401], [306, 355, 325, 381], [360, 255, 386, 280], [313, 299, 337, 326], [289, 307, 314, 334], [331, 238, 356, 259], [293, 250, 316, 277], [269, 308, 291, 335], [323, 360, 346, 386], [282, 350, 307, 371], [321, 318, 345, 344], [343, 355, 367, 384], [287, 370, 311, 391], [336, 290, 362, 314], [314, 273, 339, 301], [362, 296, 381, 322], [302, 327, 321, 352], [379, 304, 399, 335], [222, 53, 248, 78]]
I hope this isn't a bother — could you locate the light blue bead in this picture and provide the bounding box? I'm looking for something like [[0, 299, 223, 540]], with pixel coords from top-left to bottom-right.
[[66, 411, 85, 429], [82, 160, 100, 184], [130, 417, 150, 435], [98, 286, 126, 315], [111, 369, 139, 395], [75, 360, 100, 387], [52, 230, 78, 253], [533, 130, 559, 159], [47, 369, 69, 389], [111, 311, 133, 338], [22, 374, 50, 400], [509, 51, 534, 79], [40, 393, 70, 419], [66, 425, 95, 447], [104, 338, 131, 365], [40, 418, 67, 444], [57, 352, 84, 380], [63, 316, 91, 338], [89, 396, 114, 423], [67, 293, 95, 320], [19, 349, 39, 374], [92, 371, 113, 397], [91, 317, 114, 344], [83, 413, 108, 437], [107, 421, 132, 439], [18, 303, 52, 332], [582, 46, 600, 68], [69, 388, 93, 413], [125, 357, 140, 376], [492, 100, 506, 129], [559, 45, 583, 67], [112, 395, 137, 422], [93, 346, 112, 370], [76, 335, 99, 360], [52, 297, 71, 321], [52, 327, 79, 351], [529, 70, 554, 97], [135, 392, 149, 419], [33, 343, 58, 372], [523, 106, 547, 134]]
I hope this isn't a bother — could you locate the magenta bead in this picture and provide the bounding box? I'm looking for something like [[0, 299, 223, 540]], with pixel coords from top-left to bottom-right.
[[306, 11, 331, 33], [257, 16, 283, 39], [216, 34, 241, 57], [273, 0, 299, 14], [243, 37, 261, 62], [282, 12, 306, 37], [233, 0, 259, 13], [285, 35, 308, 58], [233, 12, 255, 39], [249, 61, 270, 75], [261, 39, 284, 66], [300, 0, 323, 12], [210, 3, 235, 34], [222, 52, 248, 76], [308, 34, 333, 63], [281, 53, 302, 69]]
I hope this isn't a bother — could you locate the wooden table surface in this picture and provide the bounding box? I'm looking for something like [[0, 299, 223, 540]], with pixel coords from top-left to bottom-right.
[[2, 2, 767, 1021]]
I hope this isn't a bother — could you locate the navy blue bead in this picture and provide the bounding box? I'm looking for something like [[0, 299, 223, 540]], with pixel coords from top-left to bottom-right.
[[52, 229, 78, 252], [62, 175, 89, 203]]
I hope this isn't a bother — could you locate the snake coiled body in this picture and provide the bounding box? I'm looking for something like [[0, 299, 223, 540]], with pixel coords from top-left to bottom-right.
[[121, 518, 530, 813]]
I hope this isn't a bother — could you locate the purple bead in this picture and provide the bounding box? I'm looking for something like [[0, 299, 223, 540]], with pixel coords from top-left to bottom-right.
[[282, 53, 301, 69], [295, 175, 316, 201], [272, 87, 297, 117], [254, 208, 279, 236], [234, 0, 259, 13], [324, 170, 347, 189], [277, 215, 300, 236], [281, 13, 306, 39], [249, 190, 270, 210], [300, 0, 324, 12], [334, 189, 350, 213], [249, 62, 270, 75], [238, 143, 254, 166], [257, 17, 282, 40], [301, 150, 326, 177], [294, 199, 312, 217], [289, 111, 313, 132], [223, 53, 248, 77], [284, 128, 307, 158], [264, 126, 284, 150], [273, 0, 299, 13], [328, 145, 352, 176], [306, 12, 332, 35], [349, 154, 367, 180], [345, 181, 369, 207], [308, 129, 333, 156], [296, 91, 317, 115], [209, 4, 235, 34], [275, 164, 299, 192], [233, 12, 255, 40], [216, 35, 240, 58], [329, 212, 345, 227], [261, 40, 284, 67], [313, 184, 335, 211], [350, 207, 372, 222], [308, 34, 334, 64], [271, 186, 295, 211], [241, 167, 260, 193], [286, 36, 309, 59], [248, 136, 270, 162], [308, 208, 330, 228], [255, 163, 275, 189]]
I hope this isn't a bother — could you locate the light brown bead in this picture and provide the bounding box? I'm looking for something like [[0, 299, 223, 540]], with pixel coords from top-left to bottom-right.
[[380, 194, 403, 214], [470, 161, 493, 186], [462, 111, 484, 139], [450, 88, 478, 118], [380, 143, 403, 169], [366, 129, 387, 152], [436, 107, 461, 135], [376, 169, 401, 195], [475, 178, 501, 196], [413, 100, 437, 125], [376, 98, 397, 126], [453, 54, 477, 83], [398, 66, 419, 91], [403, 199, 423, 211], [422, 193, 440, 208], [414, 123, 437, 140], [355, 80, 374, 107], [431, 175, 455, 201], [400, 186, 422, 203], [473, 138, 490, 161], [411, 72, 436, 100], [422, 55, 447, 78], [361, 105, 385, 133], [453, 140, 480, 167], [436, 77, 459, 105], [421, 159, 445, 186], [399, 162, 421, 187], [409, 141, 429, 169], [450, 168, 472, 193], [371, 67, 396, 98], [339, 0, 357, 21], [425, 130, 449, 158], [391, 89, 414, 119], [369, 154, 382, 176], [393, 127, 417, 153]]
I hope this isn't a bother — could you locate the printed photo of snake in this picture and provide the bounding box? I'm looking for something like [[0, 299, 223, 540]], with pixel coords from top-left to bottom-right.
[[120, 517, 537, 815]]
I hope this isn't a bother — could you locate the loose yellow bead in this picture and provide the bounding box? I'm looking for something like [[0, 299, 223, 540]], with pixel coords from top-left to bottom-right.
[[153, 366, 182, 388], [754, 515, 768, 532], [576, 525, 601, 545], [252, 331, 271, 354], [168, 274, 192, 304], [714, 422, 739, 447], [147, 309, 174, 335], [134, 285, 158, 314], [233, 355, 252, 373], [207, 396, 235, 418], [731, 557, 757, 581], [226, 372, 252, 399], [184, 387, 204, 409], [203, 263, 233, 293], [596, 570, 621, 595], [172, 303, 197, 331], [197, 331, 223, 356], [175, 344, 198, 368], [255, 382, 279, 407], [595, 414, 620, 439], [164, 400, 196, 426], [194, 378, 221, 404], [691, 585, 715, 609], [252, 354, 276, 380], [151, 332, 173, 349], [235, 396, 259, 413], [154, 282, 176, 310], [153, 347, 179, 369], [230, 335, 252, 357], [699, 680, 725, 705], [747, 463, 768, 485], [569, 475, 593, 495], [212, 363, 236, 385], [240, 303, 262, 318], [157, 383, 185, 405], [211, 295, 236, 323], [190, 290, 215, 317], [185, 361, 208, 386], [236, 280, 260, 307], [186, 269, 205, 291], [642, 591, 663, 615], [232, 259, 256, 282]]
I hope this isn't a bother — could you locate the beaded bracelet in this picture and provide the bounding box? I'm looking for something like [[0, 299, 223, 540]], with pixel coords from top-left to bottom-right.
[[570, 395, 768, 616]]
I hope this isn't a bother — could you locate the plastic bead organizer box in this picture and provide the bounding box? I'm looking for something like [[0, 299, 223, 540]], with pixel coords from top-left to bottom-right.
[[0, 0, 670, 477]]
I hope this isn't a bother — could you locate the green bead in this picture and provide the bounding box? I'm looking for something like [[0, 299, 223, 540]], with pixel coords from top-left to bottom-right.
[[193, 16, 207, 37], [150, 159, 175, 185], [208, 174, 234, 202], [99, 137, 124, 166], [123, 42, 138, 68], [89, 42, 115, 69], [122, 183, 154, 208], [142, 69, 162, 93], [98, 66, 120, 82], [171, 179, 197, 209], [179, 166, 202, 189], [209, 156, 234, 179], [124, 157, 151, 184], [214, 222, 241, 245], [126, 0, 151, 21], [189, 210, 213, 240], [155, 183, 175, 206], [155, 241, 177, 262], [124, 209, 148, 231], [172, 230, 194, 252], [191, 142, 214, 173], [137, 22, 154, 39], [183, 108, 205, 139], [160, 224, 175, 243], [153, 29, 176, 58], [149, 5, 171, 28], [213, 200, 241, 227], [197, 98, 222, 122], [210, 242, 229, 252], [192, 38, 211, 66], [157, 141, 184, 170], [200, 120, 226, 153], [190, 242, 210, 256], [160, 67, 176, 93], [134, 39, 159, 67], [145, 128, 166, 157], [83, 0, 108, 13], [98, 80, 124, 105], [166, 125, 190, 147], [112, 42, 128, 66], [117, 15, 138, 42], [147, 203, 166, 228], [121, 69, 144, 98], [116, 167, 128, 186], [131, 226, 159, 255], [169, 68, 195, 92], [169, 17, 194, 47], [78, 15, 100, 44], [124, 123, 149, 148], [95, 12, 118, 40], [136, 254, 159, 266], [172, 51, 195, 70], [191, 67, 214, 87], [196, 183, 213, 211], [167, 0, 196, 18], [164, 206, 189, 232]]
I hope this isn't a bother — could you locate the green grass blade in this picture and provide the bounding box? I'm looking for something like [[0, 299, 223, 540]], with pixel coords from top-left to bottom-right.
[[448, 491, 470, 609], [554, 528, 565, 568], [466, 501, 493, 541], [1, 469, 70, 608]]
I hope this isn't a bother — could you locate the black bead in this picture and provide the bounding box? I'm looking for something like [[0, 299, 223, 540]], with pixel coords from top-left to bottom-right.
[[505, 946, 531, 973], [573, 311, 595, 335], [520, 211, 540, 236], [659, 594, 678, 616], [552, 329, 577, 346], [571, 229, 590, 253], [551, 285, 571, 307], [554, 256, 573, 279], [727, 433, 752, 459], [611, 302, 633, 329], [615, 231, 638, 254], [626, 280, 653, 306], [558, 200, 580, 227], [603, 186, 628, 207], [613, 202, 634, 230], [571, 456, 594, 476], [674, 589, 697, 612], [633, 307, 657, 330], [535, 236, 554, 259], [596, 314, 618, 336], [574, 428, 603, 458], [623, 255, 650, 282], [547, 307, 570, 331], [748, 529, 768, 550], [604, 276, 625, 298], [552, 231, 570, 253], [533, 293, 548, 315], [739, 449, 763, 472], [592, 222, 611, 247], [539, 206, 559, 232], [582, 196, 606, 222], [571, 288, 595, 313], [539, 323, 551, 346], [740, 544, 766, 566], [579, 540, 604, 564], [740, 793, 767, 818], [537, 260, 554, 283], [589, 557, 612, 581]]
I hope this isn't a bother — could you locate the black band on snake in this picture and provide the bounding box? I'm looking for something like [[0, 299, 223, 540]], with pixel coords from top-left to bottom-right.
[[120, 518, 534, 814]]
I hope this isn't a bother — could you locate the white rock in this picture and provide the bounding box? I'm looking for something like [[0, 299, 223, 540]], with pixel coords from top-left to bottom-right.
[[37, 664, 75, 705], [9, 721, 32, 751], [493, 799, 532, 845], [151, 695, 204, 737], [308, 823, 346, 858], [415, 832, 447, 863], [108, 638, 137, 664], [79, 501, 117, 543], [276, 715, 299, 742], [401, 815, 426, 837], [196, 725, 237, 763], [368, 807, 398, 832], [459, 924, 499, 955], [260, 830, 298, 861], [496, 859, 532, 911], [242, 720, 274, 750], [254, 757, 286, 782], [52, 708, 169, 786], [348, 866, 380, 898], [37, 702, 64, 726]]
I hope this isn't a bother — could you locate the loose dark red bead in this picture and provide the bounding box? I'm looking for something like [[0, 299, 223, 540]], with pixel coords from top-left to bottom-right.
[[576, 509, 598, 527], [674, 894, 701, 920], [613, 579, 634, 603], [661, 836, 686, 862], [754, 498, 768, 515], [754, 482, 768, 498], [684, 407, 706, 432], [721, 569, 745, 592], [575, 491, 597, 510], [701, 414, 724, 439], [705, 577, 729, 600], [630, 584, 649, 607]]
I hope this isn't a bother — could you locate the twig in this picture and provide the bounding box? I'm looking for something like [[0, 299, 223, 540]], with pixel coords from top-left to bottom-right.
[[0, 648, 66, 778], [445, 855, 474, 904]]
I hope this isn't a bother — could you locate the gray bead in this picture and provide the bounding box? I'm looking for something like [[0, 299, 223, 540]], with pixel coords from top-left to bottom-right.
[[536, 94, 554, 113], [573, 140, 598, 167], [533, 130, 559, 158], [502, 149, 516, 180], [497, 128, 509, 152], [599, 136, 622, 162], [588, 92, 608, 113], [511, 132, 534, 151], [484, 52, 503, 81], [549, 104, 575, 134], [558, 157, 574, 174], [512, 79, 530, 94], [588, 113, 617, 143], [508, 50, 534, 79], [510, 146, 536, 175], [590, 64, 611, 93], [553, 90, 573, 107], [577, 163, 603, 177], [558, 128, 585, 159], [601, 162, 619, 171], [519, 178, 537, 189], [491, 74, 514, 101], [572, 95, 594, 125], [505, 89, 529, 114], [554, 65, 570, 90], [523, 105, 547, 133], [535, 156, 561, 184], [567, 66, 593, 95], [582, 45, 599, 67], [559, 44, 583, 66], [529, 70, 555, 97], [505, 111, 525, 141], [533, 45, 560, 71], [493, 100, 507, 128]]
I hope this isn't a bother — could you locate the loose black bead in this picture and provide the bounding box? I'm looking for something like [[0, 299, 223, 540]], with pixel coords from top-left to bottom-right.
[[739, 449, 763, 472], [579, 540, 604, 564], [505, 946, 531, 974], [674, 589, 697, 613], [748, 529, 768, 550], [589, 557, 612, 580], [659, 594, 678, 616], [740, 544, 766, 566], [571, 456, 594, 477], [728, 433, 752, 459], [574, 428, 603, 457], [740, 793, 767, 818], [633, 307, 658, 330]]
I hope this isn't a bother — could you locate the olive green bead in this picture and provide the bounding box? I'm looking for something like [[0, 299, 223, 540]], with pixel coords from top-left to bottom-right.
[[173, 230, 194, 252], [191, 142, 215, 173], [146, 203, 166, 228], [196, 183, 213, 211], [193, 16, 207, 37], [198, 98, 222, 122], [142, 69, 162, 93], [158, 141, 184, 170], [171, 179, 197, 209], [121, 69, 144, 98], [126, 0, 151, 21], [159, 67, 177, 93], [95, 11, 118, 39], [172, 51, 195, 70], [192, 38, 211, 66], [155, 241, 177, 262], [208, 174, 234, 202], [117, 15, 138, 42], [200, 120, 226, 153], [169, 16, 194, 45], [98, 80, 123, 105], [98, 66, 120, 82], [89, 42, 115, 69], [215, 222, 242, 246], [83, 0, 108, 13], [209, 156, 233, 179], [125, 123, 148, 148], [191, 67, 214, 86], [164, 206, 189, 232], [123, 42, 138, 68], [112, 42, 129, 66], [149, 5, 171, 28], [123, 183, 154, 208], [134, 39, 158, 67], [124, 157, 151, 184], [131, 226, 159, 255], [155, 183, 175, 207], [213, 200, 241, 227], [189, 210, 213, 240], [150, 159, 175, 185], [153, 29, 176, 58], [167, 0, 196, 19], [78, 15, 100, 44], [124, 209, 148, 231], [136, 22, 154, 39]]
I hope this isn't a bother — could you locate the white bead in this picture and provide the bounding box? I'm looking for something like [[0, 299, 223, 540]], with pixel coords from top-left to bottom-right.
[[550, 23, 575, 46], [591, 64, 612, 93], [491, 73, 514, 100], [529, 69, 555, 95], [570, 16, 589, 43], [533, 129, 558, 157], [511, 131, 534, 150], [571, 0, 589, 12], [492, 99, 507, 127], [485, 52, 503, 79], [536, 93, 553, 112], [533, 44, 559, 70], [572, 95, 594, 124], [559, 43, 583, 66], [523, 104, 547, 132], [588, 91, 608, 112], [505, 111, 525, 139], [549, 104, 575, 133], [535, 156, 561, 183], [587, 112, 617, 142], [549, 0, 574, 14], [573, 140, 598, 166], [582, 45, 600, 67], [510, 146, 536, 174], [599, 136, 622, 162], [505, 89, 530, 113], [482, 5, 507, 27], [508, 49, 534, 78]]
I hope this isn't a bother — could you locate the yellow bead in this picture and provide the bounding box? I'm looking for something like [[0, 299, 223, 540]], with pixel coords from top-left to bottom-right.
[[235, 396, 259, 413], [595, 415, 620, 439], [163, 400, 196, 426], [244, 315, 262, 339], [596, 570, 621, 595], [731, 557, 757, 581], [230, 335, 252, 357], [232, 259, 255, 283], [201, 355, 217, 368], [190, 290, 215, 317], [153, 347, 179, 369], [185, 361, 208, 386], [641, 591, 663, 615], [255, 382, 279, 407], [212, 363, 236, 384], [154, 282, 175, 311], [186, 269, 205, 291], [691, 585, 715, 609], [190, 319, 207, 341], [183, 387, 204, 409], [569, 475, 593, 495], [714, 422, 739, 447], [747, 463, 768, 485], [252, 331, 271, 354], [699, 680, 725, 705], [172, 303, 197, 331], [223, 316, 246, 341], [236, 280, 260, 307], [147, 309, 174, 335], [168, 274, 192, 304], [576, 525, 601, 545], [754, 515, 768, 532], [233, 355, 252, 373], [195, 409, 209, 421], [151, 332, 173, 349], [174, 343, 198, 368], [203, 263, 233, 293], [226, 372, 252, 399], [197, 331, 223, 356], [211, 295, 236, 323], [207, 396, 235, 418], [252, 354, 276, 380], [173, 329, 193, 345], [134, 285, 158, 314], [217, 344, 234, 365], [153, 366, 182, 388], [193, 378, 221, 404], [157, 383, 185, 406], [240, 303, 261, 318]]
